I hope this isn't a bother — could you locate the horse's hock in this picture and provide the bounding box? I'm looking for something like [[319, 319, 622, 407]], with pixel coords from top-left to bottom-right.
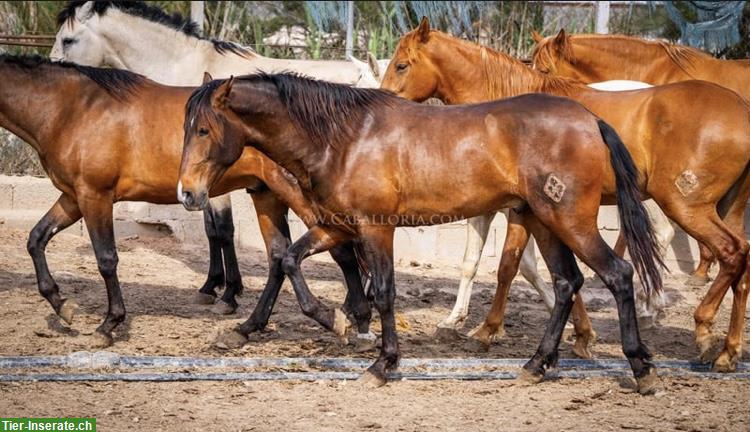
[[0, 174, 726, 273]]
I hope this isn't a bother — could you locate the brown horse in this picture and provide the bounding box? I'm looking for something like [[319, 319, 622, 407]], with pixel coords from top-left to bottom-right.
[[0, 56, 370, 347], [532, 30, 750, 284], [381, 18, 750, 372], [531, 30, 750, 99], [178, 72, 664, 393]]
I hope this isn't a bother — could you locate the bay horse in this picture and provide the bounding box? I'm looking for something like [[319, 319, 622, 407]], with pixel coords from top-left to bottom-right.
[[381, 18, 750, 372], [0, 56, 370, 347], [178, 72, 665, 393], [51, 0, 376, 315]]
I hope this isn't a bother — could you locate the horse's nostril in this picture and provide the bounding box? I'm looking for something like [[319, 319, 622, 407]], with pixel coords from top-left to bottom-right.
[[183, 190, 194, 205]]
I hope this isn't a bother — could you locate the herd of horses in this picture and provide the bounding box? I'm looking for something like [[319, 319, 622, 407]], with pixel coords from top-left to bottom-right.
[[4, 1, 750, 395]]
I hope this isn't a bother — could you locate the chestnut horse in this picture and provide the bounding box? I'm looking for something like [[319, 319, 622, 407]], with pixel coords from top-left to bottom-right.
[[532, 30, 750, 285], [178, 72, 664, 393], [0, 56, 370, 347], [381, 18, 750, 372], [531, 30, 750, 98]]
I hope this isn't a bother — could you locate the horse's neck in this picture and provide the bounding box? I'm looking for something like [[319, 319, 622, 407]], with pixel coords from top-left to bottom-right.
[[570, 38, 692, 82], [96, 12, 214, 86], [0, 67, 67, 152], [441, 40, 582, 102]]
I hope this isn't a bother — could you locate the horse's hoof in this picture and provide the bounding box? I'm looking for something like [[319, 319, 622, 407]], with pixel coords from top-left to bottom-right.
[[358, 370, 387, 388], [695, 332, 715, 363], [436, 317, 464, 331], [712, 351, 739, 373], [572, 330, 596, 359], [516, 368, 544, 385], [58, 299, 78, 325], [434, 326, 463, 342], [333, 308, 351, 342], [194, 292, 217, 305], [572, 342, 592, 360], [90, 332, 114, 349], [636, 368, 662, 395], [214, 329, 248, 350], [687, 274, 710, 287], [468, 323, 505, 345], [353, 332, 377, 353], [210, 300, 237, 315]]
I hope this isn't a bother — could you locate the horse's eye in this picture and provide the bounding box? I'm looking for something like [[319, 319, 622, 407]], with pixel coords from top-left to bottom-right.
[[198, 127, 209, 137], [396, 63, 408, 72], [62, 37, 76, 46]]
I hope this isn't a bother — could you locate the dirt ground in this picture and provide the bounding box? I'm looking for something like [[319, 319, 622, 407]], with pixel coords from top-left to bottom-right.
[[0, 226, 749, 431]]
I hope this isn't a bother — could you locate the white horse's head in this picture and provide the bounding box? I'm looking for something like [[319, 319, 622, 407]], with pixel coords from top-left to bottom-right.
[[51, 1, 108, 66], [349, 52, 389, 88]]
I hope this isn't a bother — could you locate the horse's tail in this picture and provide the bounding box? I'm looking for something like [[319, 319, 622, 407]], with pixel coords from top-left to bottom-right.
[[598, 119, 665, 297]]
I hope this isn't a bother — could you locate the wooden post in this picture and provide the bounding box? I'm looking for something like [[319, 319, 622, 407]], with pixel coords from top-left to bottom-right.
[[345, 1, 354, 58], [191, 1, 205, 33], [595, 1, 610, 34]]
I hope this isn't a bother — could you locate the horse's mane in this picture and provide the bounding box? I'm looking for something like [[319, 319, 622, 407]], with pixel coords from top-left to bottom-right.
[[186, 73, 397, 150], [421, 32, 579, 99], [552, 33, 711, 77], [0, 54, 144, 101], [58, 1, 253, 58]]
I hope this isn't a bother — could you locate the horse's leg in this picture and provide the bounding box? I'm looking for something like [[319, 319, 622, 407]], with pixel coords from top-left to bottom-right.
[[209, 194, 245, 315], [688, 244, 714, 286], [469, 210, 595, 358], [329, 242, 375, 348], [701, 184, 750, 371], [523, 211, 657, 394], [469, 210, 532, 344], [27, 194, 82, 324], [194, 205, 225, 305], [357, 226, 398, 388], [219, 190, 292, 347], [518, 217, 584, 382], [519, 235, 553, 311], [658, 203, 748, 368], [78, 193, 124, 347], [437, 213, 493, 330]]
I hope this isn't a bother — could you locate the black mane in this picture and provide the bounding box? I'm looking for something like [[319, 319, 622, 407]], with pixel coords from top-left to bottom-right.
[[58, 1, 252, 58], [186, 73, 396, 150], [0, 54, 144, 101]]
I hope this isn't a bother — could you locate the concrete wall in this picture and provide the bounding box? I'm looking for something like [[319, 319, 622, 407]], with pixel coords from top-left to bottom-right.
[[0, 175, 721, 274]]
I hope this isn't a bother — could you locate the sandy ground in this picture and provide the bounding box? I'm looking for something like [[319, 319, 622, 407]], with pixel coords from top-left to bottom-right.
[[0, 226, 749, 431]]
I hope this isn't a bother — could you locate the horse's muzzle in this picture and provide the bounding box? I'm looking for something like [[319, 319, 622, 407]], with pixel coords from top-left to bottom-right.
[[177, 180, 208, 211]]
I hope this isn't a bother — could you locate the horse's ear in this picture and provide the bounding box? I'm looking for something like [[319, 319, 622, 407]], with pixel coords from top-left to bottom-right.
[[213, 76, 235, 107], [75, 1, 95, 21], [554, 29, 568, 46], [367, 52, 380, 79], [417, 16, 431, 42], [531, 30, 543, 43], [202, 72, 213, 84]]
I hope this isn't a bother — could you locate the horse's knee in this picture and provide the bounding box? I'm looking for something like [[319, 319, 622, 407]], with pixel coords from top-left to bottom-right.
[[601, 259, 634, 297], [27, 227, 46, 257], [280, 254, 298, 276], [97, 251, 119, 279], [214, 219, 235, 246]]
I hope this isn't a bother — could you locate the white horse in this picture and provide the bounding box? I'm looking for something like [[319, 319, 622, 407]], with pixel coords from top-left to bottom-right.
[[349, 53, 390, 88], [50, 1, 378, 341], [51, 1, 363, 86]]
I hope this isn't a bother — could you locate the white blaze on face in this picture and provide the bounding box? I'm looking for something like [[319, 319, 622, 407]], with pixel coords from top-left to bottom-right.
[[177, 180, 184, 203]]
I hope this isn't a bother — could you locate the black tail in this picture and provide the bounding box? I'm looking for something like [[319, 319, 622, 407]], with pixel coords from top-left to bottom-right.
[[598, 119, 665, 297]]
